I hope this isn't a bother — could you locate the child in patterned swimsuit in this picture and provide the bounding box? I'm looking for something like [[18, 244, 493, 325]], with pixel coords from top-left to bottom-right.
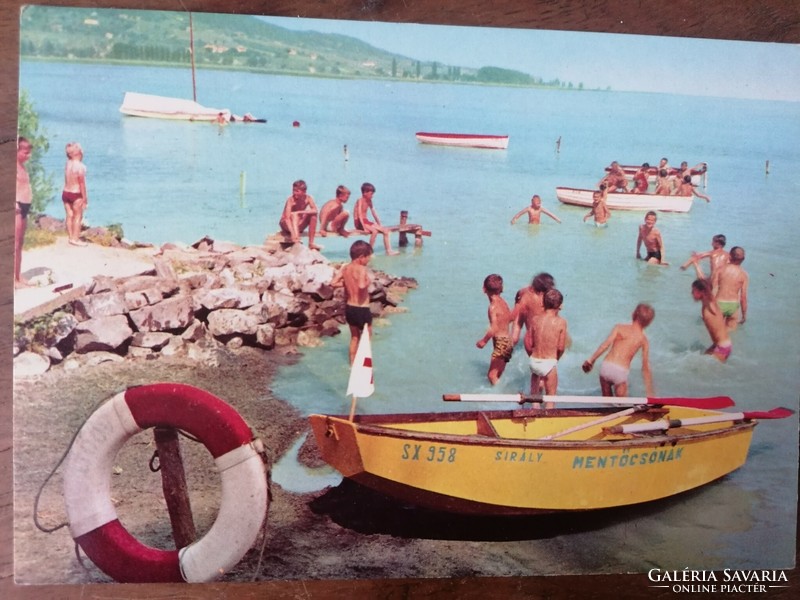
[[582, 303, 655, 397], [476, 274, 513, 385]]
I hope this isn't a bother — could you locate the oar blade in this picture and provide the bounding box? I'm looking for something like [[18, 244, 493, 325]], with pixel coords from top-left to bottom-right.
[[743, 407, 795, 420], [650, 396, 734, 409]]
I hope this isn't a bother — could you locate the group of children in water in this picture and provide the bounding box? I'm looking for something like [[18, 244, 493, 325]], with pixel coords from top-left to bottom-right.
[[323, 156, 748, 400], [474, 231, 748, 398]]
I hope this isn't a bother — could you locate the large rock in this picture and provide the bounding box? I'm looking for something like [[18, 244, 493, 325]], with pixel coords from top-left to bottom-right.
[[130, 331, 173, 350], [73, 315, 133, 353], [197, 287, 260, 310], [207, 308, 261, 337], [299, 263, 336, 298], [14, 351, 50, 377], [72, 291, 128, 320], [129, 296, 194, 332]]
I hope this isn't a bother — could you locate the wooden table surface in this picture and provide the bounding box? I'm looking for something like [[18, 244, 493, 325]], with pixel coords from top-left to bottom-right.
[[2, 1, 798, 598]]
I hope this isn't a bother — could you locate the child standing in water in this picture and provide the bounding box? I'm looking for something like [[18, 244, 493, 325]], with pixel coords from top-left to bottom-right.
[[476, 274, 513, 385], [510, 194, 561, 225], [331, 240, 374, 364], [691, 278, 733, 362], [525, 288, 568, 402], [582, 303, 655, 397]]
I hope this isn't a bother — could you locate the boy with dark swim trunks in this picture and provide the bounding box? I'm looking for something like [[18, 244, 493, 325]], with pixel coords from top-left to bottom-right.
[[476, 274, 513, 385], [15, 137, 33, 288], [582, 303, 655, 397], [636, 211, 667, 265], [353, 182, 398, 256], [332, 240, 375, 364]]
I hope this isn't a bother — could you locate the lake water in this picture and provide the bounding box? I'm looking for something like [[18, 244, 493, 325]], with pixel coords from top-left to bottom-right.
[[19, 60, 800, 574]]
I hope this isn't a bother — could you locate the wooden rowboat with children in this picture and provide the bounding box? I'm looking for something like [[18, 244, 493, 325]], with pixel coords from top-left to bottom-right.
[[309, 394, 792, 515], [556, 186, 694, 213]]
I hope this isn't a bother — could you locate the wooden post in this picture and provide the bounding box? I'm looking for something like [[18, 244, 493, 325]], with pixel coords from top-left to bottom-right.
[[398, 210, 409, 247], [153, 427, 196, 549]]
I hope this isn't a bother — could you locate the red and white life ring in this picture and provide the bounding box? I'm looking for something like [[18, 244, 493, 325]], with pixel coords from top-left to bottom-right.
[[62, 383, 268, 583]]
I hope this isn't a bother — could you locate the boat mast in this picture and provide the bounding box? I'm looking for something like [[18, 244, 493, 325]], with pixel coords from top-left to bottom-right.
[[189, 12, 197, 102]]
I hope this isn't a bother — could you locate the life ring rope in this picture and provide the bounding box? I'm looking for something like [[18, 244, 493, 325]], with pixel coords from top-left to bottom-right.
[[62, 383, 268, 583]]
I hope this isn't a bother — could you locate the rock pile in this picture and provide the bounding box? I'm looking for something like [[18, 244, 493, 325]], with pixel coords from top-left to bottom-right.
[[13, 236, 417, 376]]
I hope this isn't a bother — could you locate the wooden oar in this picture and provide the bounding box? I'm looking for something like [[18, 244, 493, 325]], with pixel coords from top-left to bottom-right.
[[539, 407, 640, 440], [442, 393, 735, 410], [605, 407, 795, 435]]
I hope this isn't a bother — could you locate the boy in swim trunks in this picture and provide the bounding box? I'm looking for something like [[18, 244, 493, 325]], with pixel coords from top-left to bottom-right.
[[711, 246, 748, 331], [691, 279, 733, 362], [583, 189, 610, 227], [675, 174, 711, 202], [680, 234, 728, 280], [511, 272, 555, 350], [15, 137, 33, 288], [279, 179, 321, 250], [331, 240, 374, 364], [353, 182, 399, 255], [582, 303, 655, 397], [632, 163, 650, 193], [319, 185, 351, 237], [62, 142, 89, 246], [476, 274, 513, 385], [525, 288, 568, 403], [510, 194, 561, 225], [636, 211, 667, 265]]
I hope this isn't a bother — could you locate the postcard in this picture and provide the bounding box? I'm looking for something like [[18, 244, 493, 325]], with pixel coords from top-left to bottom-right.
[[12, 4, 799, 593]]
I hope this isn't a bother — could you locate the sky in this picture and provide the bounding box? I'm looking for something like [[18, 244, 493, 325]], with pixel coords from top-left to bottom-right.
[[259, 16, 800, 102]]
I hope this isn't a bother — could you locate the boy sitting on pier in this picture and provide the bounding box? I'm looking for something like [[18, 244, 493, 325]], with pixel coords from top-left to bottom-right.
[[582, 303, 655, 397], [279, 179, 321, 250], [319, 185, 351, 237], [353, 182, 399, 255]]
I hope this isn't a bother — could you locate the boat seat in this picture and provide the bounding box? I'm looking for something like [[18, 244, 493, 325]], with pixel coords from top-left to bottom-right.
[[476, 413, 499, 437]]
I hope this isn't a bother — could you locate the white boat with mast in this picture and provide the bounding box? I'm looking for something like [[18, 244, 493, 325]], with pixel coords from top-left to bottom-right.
[[119, 13, 260, 123]]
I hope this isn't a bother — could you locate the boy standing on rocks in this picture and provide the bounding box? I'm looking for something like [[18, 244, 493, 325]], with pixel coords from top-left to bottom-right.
[[332, 240, 374, 363]]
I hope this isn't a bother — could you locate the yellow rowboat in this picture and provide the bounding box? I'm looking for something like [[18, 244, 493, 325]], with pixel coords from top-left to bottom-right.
[[309, 401, 791, 515]]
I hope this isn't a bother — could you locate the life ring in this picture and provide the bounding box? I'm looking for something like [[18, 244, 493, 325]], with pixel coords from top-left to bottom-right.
[[62, 383, 268, 583]]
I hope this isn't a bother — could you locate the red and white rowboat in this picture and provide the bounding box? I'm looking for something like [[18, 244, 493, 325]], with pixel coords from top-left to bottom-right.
[[415, 132, 509, 150], [556, 187, 694, 213]]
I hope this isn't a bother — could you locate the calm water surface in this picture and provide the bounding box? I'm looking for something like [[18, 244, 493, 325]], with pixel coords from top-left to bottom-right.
[[20, 61, 800, 574]]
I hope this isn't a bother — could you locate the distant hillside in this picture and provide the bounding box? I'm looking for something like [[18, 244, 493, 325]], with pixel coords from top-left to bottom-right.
[[19, 6, 583, 89]]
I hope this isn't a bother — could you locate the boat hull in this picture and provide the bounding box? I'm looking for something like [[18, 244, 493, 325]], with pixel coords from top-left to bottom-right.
[[120, 92, 231, 122], [556, 187, 694, 212], [415, 132, 509, 150], [309, 407, 754, 515]]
